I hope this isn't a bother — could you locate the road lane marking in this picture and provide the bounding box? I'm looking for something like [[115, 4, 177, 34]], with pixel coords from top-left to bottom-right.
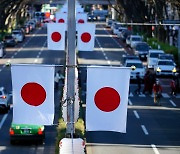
[[169, 100, 177, 107], [141, 125, 149, 135], [161, 93, 170, 98], [0, 114, 8, 129], [128, 99, 133, 105], [133, 110, 140, 119], [151, 144, 160, 154]]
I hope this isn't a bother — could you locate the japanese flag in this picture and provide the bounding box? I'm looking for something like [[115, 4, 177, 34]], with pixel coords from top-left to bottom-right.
[[77, 23, 95, 51], [56, 12, 67, 23], [47, 23, 66, 50], [76, 13, 87, 23], [11, 64, 55, 125], [86, 66, 131, 133]]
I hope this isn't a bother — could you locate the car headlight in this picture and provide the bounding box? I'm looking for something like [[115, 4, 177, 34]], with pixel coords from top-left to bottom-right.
[[172, 67, 176, 73], [156, 67, 161, 72], [131, 65, 136, 70]]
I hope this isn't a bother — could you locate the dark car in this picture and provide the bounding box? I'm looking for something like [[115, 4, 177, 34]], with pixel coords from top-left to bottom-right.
[[3, 35, 17, 47], [88, 15, 97, 21], [120, 29, 132, 42], [134, 42, 150, 60]]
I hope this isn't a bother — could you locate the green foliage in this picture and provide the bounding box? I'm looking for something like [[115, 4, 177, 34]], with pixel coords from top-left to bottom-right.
[[55, 118, 85, 154]]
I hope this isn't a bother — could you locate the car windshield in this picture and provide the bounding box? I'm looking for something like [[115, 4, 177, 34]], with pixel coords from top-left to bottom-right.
[[136, 44, 149, 51], [12, 32, 21, 35], [150, 53, 162, 58], [132, 37, 141, 41], [159, 55, 174, 60], [158, 61, 174, 65], [126, 63, 143, 68]]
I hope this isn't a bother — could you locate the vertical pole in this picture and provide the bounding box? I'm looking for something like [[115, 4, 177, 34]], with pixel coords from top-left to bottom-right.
[[178, 27, 180, 66], [66, 0, 76, 134]]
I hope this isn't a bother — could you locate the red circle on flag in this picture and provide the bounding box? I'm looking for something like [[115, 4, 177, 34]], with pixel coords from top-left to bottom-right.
[[94, 87, 120, 112], [81, 32, 91, 43], [58, 18, 65, 23], [78, 19, 84, 23], [51, 32, 61, 42], [21, 82, 46, 106]]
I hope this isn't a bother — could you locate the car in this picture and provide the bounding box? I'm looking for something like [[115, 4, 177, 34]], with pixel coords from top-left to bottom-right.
[[124, 59, 145, 79], [9, 123, 45, 144], [12, 30, 24, 42], [112, 23, 122, 35], [88, 14, 97, 21], [154, 59, 177, 76], [119, 29, 132, 42], [0, 87, 10, 112], [133, 42, 150, 60], [158, 53, 176, 66], [106, 18, 115, 27], [117, 27, 127, 38], [126, 35, 142, 48], [147, 49, 164, 68], [97, 15, 106, 21], [0, 41, 6, 58], [122, 54, 140, 64], [3, 34, 17, 47]]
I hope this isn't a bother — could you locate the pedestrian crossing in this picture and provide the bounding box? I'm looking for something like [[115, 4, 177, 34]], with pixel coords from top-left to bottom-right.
[[129, 92, 180, 99]]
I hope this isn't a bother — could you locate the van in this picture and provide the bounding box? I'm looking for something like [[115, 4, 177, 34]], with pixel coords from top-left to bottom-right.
[[147, 49, 164, 68]]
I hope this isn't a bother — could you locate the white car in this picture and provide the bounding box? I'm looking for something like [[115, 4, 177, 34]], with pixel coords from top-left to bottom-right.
[[12, 30, 24, 42], [126, 35, 142, 48], [117, 27, 127, 38], [147, 49, 164, 68], [0, 87, 10, 112], [124, 59, 145, 79], [113, 23, 122, 35], [154, 60, 177, 76]]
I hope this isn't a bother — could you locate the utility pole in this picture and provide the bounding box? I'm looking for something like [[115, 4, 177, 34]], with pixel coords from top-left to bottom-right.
[[66, 0, 76, 135]]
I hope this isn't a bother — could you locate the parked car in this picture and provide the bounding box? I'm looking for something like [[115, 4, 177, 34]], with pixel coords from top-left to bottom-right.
[[124, 59, 145, 79], [3, 34, 17, 47], [119, 29, 132, 42], [133, 42, 150, 60], [12, 30, 24, 42], [0, 87, 10, 112], [147, 49, 164, 68], [126, 35, 142, 48], [112, 23, 122, 35], [9, 123, 45, 144], [154, 59, 177, 76], [106, 18, 115, 27], [117, 27, 127, 38], [0, 41, 6, 58]]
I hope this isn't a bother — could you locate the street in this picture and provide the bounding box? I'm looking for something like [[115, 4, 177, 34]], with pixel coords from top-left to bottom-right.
[[0, 23, 179, 154]]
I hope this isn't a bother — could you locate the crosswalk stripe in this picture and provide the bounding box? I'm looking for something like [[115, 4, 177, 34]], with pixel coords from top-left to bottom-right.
[[161, 93, 170, 98]]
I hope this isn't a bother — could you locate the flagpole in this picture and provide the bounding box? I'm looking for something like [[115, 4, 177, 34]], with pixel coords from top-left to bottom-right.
[[66, 0, 76, 135]]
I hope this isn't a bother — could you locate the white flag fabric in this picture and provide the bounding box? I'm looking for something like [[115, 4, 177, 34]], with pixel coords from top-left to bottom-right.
[[77, 23, 95, 51], [47, 23, 66, 50], [86, 66, 131, 133], [11, 64, 55, 125], [56, 12, 67, 23]]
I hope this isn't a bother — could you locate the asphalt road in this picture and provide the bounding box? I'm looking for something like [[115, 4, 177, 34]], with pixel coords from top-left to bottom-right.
[[78, 23, 180, 154], [0, 27, 65, 154], [0, 22, 179, 154]]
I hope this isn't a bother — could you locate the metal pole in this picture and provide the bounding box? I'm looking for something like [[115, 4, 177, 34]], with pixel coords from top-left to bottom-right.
[[178, 26, 180, 65], [66, 0, 76, 134]]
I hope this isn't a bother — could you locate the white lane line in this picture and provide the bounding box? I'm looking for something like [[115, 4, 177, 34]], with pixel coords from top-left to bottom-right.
[[161, 93, 170, 98], [151, 144, 160, 154], [169, 100, 177, 107], [141, 125, 149, 135], [128, 99, 133, 105], [133, 110, 140, 119], [0, 114, 8, 129]]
